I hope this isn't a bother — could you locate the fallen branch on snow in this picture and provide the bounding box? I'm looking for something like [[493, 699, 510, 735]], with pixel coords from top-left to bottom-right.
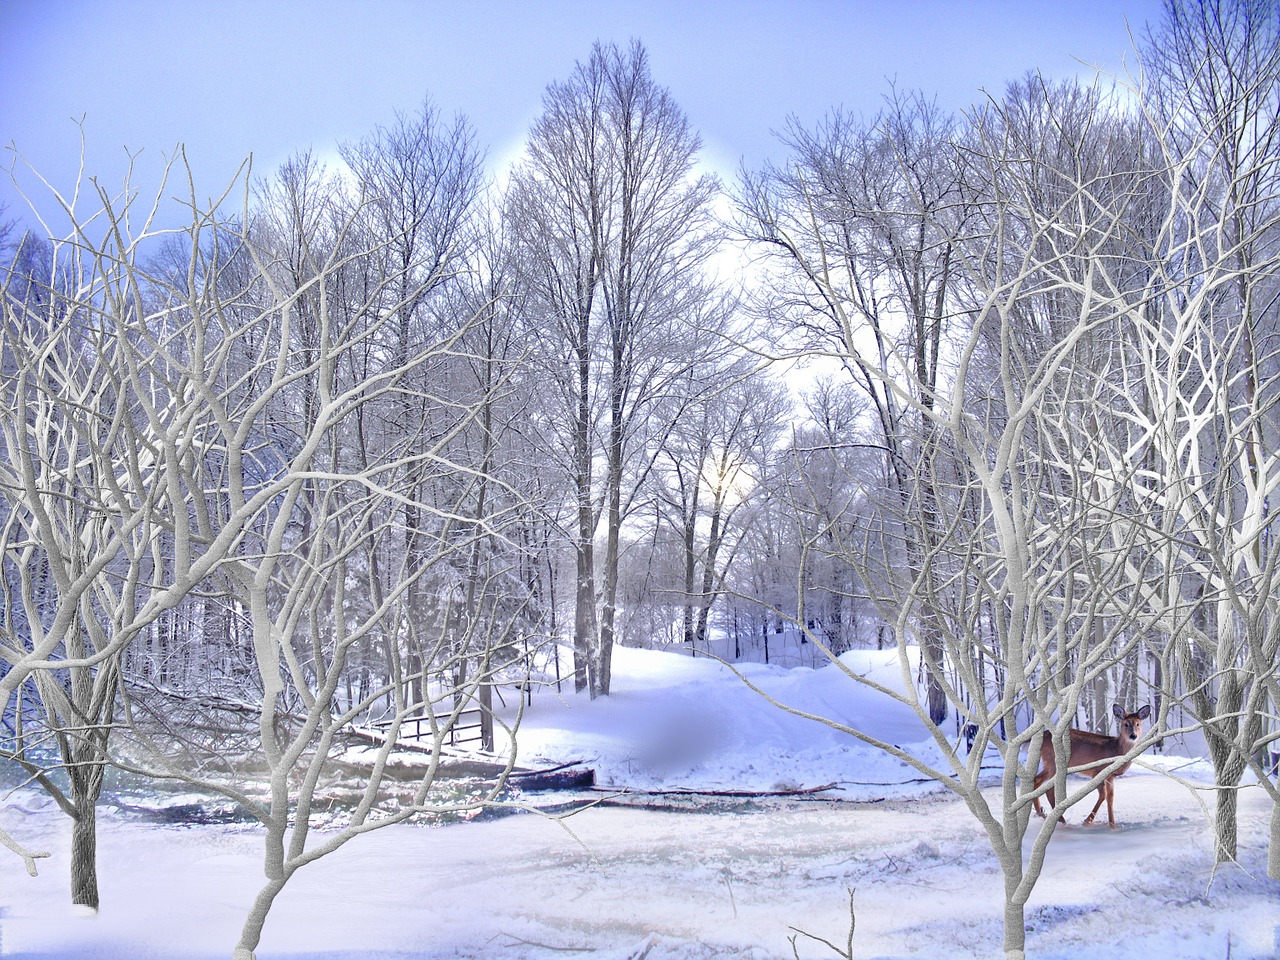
[[591, 781, 842, 798], [0, 824, 50, 877]]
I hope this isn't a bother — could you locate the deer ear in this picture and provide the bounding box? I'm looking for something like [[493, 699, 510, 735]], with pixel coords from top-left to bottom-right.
[[1113, 703, 1124, 720], [1137, 705, 1151, 720]]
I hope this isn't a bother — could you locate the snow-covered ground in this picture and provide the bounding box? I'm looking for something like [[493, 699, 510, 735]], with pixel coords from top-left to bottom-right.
[[1, 646, 1277, 959]]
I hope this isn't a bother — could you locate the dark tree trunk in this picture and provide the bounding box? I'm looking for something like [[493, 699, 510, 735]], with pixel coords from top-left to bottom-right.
[[67, 754, 105, 911], [70, 795, 99, 911]]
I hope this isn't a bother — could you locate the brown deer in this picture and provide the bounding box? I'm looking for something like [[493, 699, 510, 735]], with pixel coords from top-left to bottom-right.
[[1032, 704, 1151, 828]]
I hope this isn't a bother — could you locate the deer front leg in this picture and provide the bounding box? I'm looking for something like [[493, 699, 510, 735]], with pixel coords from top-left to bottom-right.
[[1105, 779, 1117, 829], [1033, 763, 1070, 823], [1083, 781, 1108, 826]]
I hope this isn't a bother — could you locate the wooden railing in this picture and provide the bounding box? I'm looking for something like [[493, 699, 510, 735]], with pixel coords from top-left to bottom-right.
[[371, 708, 486, 748]]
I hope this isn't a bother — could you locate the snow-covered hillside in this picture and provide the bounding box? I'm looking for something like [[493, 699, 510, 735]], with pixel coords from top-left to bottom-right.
[[507, 644, 948, 796], [0, 646, 1275, 959]]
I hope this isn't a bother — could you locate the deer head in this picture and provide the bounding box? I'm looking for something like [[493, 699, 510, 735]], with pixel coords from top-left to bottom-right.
[[1112, 703, 1151, 747]]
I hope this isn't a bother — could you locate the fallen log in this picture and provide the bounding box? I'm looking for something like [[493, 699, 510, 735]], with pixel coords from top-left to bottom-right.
[[590, 781, 841, 798], [510, 768, 596, 791], [329, 754, 516, 781], [331, 744, 597, 790], [112, 800, 255, 824]]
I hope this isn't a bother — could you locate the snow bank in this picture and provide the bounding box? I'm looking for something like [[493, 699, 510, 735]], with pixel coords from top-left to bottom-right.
[[509, 645, 956, 796]]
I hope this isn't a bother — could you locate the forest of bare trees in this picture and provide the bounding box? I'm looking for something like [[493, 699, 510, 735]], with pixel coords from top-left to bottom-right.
[[2, 4, 1278, 959]]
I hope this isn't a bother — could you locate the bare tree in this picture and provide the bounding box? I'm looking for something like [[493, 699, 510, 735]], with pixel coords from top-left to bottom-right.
[[651, 358, 792, 655], [785, 379, 889, 657], [735, 73, 1187, 959], [736, 89, 968, 723], [0, 136, 533, 959], [429, 195, 549, 744], [206, 164, 527, 960], [339, 102, 485, 713], [508, 40, 719, 696], [1108, 0, 1280, 870], [0, 152, 267, 908]]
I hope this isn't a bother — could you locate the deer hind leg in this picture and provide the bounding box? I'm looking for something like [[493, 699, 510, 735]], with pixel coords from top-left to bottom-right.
[[1033, 735, 1058, 819], [1032, 768, 1054, 818], [1083, 779, 1110, 826], [1033, 768, 1064, 821]]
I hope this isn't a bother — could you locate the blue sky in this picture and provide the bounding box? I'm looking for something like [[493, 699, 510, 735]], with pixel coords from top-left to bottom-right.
[[1, 0, 1166, 232]]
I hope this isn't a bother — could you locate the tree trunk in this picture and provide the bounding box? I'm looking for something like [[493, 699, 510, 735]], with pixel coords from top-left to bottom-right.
[[1001, 868, 1027, 960], [574, 547, 596, 694], [233, 877, 288, 960], [899, 450, 947, 725], [479, 680, 494, 752], [573, 407, 597, 695], [694, 501, 725, 651], [1149, 649, 1165, 751], [925, 650, 948, 726], [1269, 795, 1280, 880], [69, 794, 99, 911], [65, 704, 107, 912], [594, 410, 625, 700], [596, 528, 618, 697], [1215, 783, 1240, 864], [1002, 901, 1026, 960], [1210, 731, 1247, 865], [569, 264, 597, 694], [914, 386, 948, 727], [595, 624, 614, 698], [1202, 707, 1247, 866], [682, 512, 698, 649]]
